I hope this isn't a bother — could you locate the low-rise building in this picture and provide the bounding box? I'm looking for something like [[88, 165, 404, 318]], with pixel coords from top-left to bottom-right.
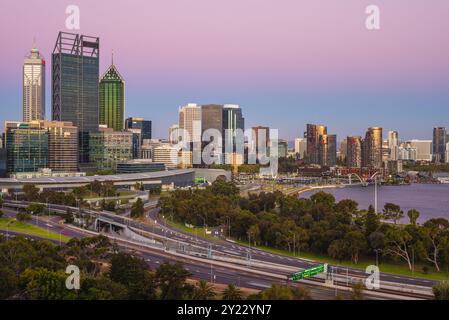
[[406, 140, 432, 162], [10, 168, 86, 179], [153, 144, 179, 169], [116, 159, 166, 174], [385, 160, 403, 174]]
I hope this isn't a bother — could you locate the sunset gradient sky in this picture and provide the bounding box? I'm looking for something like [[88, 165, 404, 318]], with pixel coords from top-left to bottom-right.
[[1, 0, 448, 140]]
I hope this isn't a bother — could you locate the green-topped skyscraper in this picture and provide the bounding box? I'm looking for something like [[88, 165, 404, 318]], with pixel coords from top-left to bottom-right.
[[99, 52, 125, 131]]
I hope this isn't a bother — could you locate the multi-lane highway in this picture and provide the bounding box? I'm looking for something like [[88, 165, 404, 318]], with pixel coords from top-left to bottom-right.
[[1, 206, 347, 300], [145, 205, 438, 289], [2, 200, 438, 299]]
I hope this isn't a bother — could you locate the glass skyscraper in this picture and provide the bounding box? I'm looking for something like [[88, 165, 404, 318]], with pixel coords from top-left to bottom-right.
[[100, 61, 125, 131], [125, 117, 152, 140], [223, 104, 244, 153], [201, 104, 224, 164], [433, 127, 447, 163], [5, 122, 48, 174], [52, 32, 100, 164]]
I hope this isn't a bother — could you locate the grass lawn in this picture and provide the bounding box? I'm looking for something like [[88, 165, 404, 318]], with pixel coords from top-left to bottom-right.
[[161, 217, 218, 242], [235, 240, 449, 282], [0, 217, 71, 243], [158, 214, 449, 281]]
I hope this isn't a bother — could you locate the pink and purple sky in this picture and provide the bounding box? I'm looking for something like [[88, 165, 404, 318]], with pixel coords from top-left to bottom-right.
[[1, 0, 448, 140]]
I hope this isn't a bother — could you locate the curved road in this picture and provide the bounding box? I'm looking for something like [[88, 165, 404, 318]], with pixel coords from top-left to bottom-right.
[[3, 200, 440, 294]]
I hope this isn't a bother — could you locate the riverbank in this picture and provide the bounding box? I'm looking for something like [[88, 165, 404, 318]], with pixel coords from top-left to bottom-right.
[[298, 183, 449, 223], [296, 184, 343, 196]]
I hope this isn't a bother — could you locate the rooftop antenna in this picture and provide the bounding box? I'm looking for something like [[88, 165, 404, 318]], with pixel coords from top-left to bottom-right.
[[111, 49, 114, 65]]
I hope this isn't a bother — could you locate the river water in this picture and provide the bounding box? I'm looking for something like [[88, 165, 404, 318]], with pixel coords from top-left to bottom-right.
[[299, 183, 449, 224]]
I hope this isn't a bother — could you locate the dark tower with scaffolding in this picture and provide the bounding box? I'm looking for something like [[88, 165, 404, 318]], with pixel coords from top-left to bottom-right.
[[52, 32, 100, 164]]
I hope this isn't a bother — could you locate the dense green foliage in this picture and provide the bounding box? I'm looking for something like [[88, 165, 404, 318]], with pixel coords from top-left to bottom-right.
[[159, 180, 449, 272], [131, 198, 145, 218], [8, 181, 118, 207], [433, 281, 449, 300], [221, 284, 243, 300], [1, 235, 299, 301], [248, 284, 311, 300], [403, 163, 449, 173], [0, 235, 199, 300]]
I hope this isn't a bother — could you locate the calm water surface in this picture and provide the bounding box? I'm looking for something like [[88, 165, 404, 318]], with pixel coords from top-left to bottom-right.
[[300, 183, 449, 223]]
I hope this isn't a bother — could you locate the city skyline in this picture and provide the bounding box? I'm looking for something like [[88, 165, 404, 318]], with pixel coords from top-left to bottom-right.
[[1, 2, 449, 304], [1, 1, 449, 140]]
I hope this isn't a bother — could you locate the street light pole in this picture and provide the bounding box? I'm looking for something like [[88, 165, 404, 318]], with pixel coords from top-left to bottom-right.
[[59, 229, 63, 246], [374, 175, 378, 214], [289, 231, 295, 257], [226, 216, 231, 239], [197, 214, 206, 235], [372, 171, 381, 214], [210, 264, 213, 283], [6, 220, 13, 240]]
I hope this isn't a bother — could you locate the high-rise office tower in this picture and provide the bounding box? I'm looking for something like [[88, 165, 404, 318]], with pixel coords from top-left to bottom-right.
[[201, 104, 223, 135], [433, 127, 447, 163], [23, 46, 45, 122], [346, 136, 363, 168], [169, 124, 180, 144], [99, 56, 125, 131], [178, 103, 201, 143], [318, 134, 337, 167], [222, 104, 244, 154], [202, 104, 224, 163], [125, 117, 152, 140], [277, 139, 289, 158], [306, 124, 327, 165], [126, 128, 141, 159], [362, 127, 383, 169], [5, 121, 48, 174], [40, 121, 78, 172], [446, 143, 449, 164], [52, 32, 100, 164], [251, 126, 270, 158], [294, 138, 307, 159], [339, 138, 348, 163], [388, 131, 399, 161]]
